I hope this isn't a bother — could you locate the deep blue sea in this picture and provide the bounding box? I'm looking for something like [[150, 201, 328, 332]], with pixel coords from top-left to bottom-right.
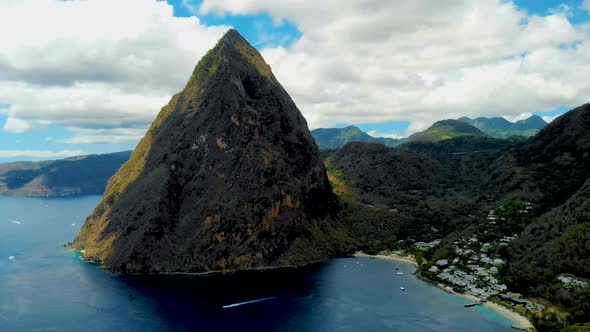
[[0, 195, 514, 331]]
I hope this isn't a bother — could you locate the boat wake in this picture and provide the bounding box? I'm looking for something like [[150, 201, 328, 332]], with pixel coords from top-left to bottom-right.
[[222, 296, 278, 309], [8, 219, 21, 225]]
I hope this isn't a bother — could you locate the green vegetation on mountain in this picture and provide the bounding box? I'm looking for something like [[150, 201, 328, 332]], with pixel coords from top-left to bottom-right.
[[458, 114, 548, 138], [74, 29, 340, 274], [323, 104, 590, 330], [0, 151, 131, 196], [405, 119, 487, 143], [55, 28, 588, 330], [311, 125, 400, 149]]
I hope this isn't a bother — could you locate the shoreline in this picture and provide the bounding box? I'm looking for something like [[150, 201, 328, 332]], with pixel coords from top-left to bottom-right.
[[436, 284, 535, 331], [73, 247, 534, 331], [356, 253, 535, 332], [71, 248, 328, 277], [353, 252, 418, 267]]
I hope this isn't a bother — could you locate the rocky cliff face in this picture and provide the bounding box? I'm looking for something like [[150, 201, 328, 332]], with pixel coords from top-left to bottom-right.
[[74, 29, 338, 273]]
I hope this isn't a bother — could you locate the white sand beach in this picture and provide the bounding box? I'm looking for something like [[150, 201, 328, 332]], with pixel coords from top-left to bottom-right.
[[355, 253, 535, 331]]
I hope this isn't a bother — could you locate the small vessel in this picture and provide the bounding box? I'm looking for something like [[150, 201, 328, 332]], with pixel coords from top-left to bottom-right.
[[396, 272, 404, 275], [400, 287, 406, 291], [464, 301, 481, 307]]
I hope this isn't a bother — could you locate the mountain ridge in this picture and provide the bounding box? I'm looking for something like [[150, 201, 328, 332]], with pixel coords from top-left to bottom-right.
[[74, 29, 340, 274], [459, 114, 547, 138], [405, 119, 487, 143], [311, 125, 401, 149], [324, 103, 590, 327], [0, 151, 131, 197]]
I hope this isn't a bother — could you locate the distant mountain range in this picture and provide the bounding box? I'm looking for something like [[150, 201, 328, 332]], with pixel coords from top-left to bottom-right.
[[405, 119, 487, 143], [311, 114, 547, 149], [0, 151, 131, 197], [0, 114, 551, 196], [311, 126, 401, 149], [458, 114, 547, 138]]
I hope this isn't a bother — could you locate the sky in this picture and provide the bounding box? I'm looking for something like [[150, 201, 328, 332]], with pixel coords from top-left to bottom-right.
[[1, 0, 589, 162]]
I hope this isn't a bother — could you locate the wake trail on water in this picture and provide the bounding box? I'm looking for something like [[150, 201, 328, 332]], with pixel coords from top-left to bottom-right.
[[8, 219, 22, 224], [222, 296, 278, 309]]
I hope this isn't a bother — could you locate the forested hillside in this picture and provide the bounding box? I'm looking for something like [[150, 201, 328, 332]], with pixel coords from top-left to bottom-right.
[[0, 151, 131, 196]]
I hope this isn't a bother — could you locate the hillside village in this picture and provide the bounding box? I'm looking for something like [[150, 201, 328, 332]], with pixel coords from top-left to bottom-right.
[[416, 202, 554, 310], [387, 201, 557, 313]]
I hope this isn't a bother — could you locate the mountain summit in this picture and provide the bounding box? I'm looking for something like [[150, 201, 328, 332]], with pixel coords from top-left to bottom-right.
[[311, 126, 401, 149], [458, 115, 547, 138], [74, 29, 338, 273], [405, 119, 486, 143]]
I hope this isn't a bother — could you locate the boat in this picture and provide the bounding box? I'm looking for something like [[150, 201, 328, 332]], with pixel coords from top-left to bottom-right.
[[400, 287, 406, 291], [396, 272, 404, 275], [464, 301, 481, 307]]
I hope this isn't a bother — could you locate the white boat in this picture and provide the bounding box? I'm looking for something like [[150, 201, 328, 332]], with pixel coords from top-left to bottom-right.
[[400, 287, 406, 291], [464, 301, 481, 307], [396, 272, 404, 275]]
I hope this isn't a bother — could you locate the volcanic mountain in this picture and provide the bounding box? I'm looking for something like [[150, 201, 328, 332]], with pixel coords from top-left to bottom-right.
[[458, 114, 547, 138], [311, 126, 401, 149], [74, 29, 338, 273], [405, 119, 487, 143]]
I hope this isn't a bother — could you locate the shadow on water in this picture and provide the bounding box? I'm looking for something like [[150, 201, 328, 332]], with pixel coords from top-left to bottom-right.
[[0, 195, 514, 332], [111, 263, 326, 332]]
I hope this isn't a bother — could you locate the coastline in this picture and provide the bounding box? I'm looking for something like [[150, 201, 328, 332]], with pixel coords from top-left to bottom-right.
[[356, 253, 535, 332], [436, 284, 535, 331], [353, 252, 418, 267], [72, 248, 328, 276], [74, 247, 534, 331]]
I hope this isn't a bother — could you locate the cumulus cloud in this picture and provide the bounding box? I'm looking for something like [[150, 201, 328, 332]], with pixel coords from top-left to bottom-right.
[[542, 115, 563, 123], [2, 0, 590, 139], [0, 150, 84, 159], [202, 0, 590, 129], [60, 127, 148, 144], [3, 117, 31, 133], [0, 0, 229, 133], [503, 112, 534, 122]]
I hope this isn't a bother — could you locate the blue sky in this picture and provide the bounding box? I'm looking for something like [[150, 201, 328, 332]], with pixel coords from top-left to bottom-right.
[[166, 0, 302, 48], [1, 0, 589, 162], [0, 0, 305, 162]]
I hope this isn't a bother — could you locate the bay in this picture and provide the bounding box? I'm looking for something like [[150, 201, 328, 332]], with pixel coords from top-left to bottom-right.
[[0, 196, 513, 331]]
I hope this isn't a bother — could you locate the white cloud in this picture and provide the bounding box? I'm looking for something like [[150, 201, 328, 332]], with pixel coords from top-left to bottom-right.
[[503, 112, 533, 122], [60, 127, 148, 144], [202, 0, 590, 129], [2, 0, 589, 138], [367, 130, 407, 140], [0, 0, 229, 133], [0, 150, 84, 159], [584, 0, 590, 11], [542, 115, 559, 123], [366, 130, 379, 138], [3, 117, 31, 133]]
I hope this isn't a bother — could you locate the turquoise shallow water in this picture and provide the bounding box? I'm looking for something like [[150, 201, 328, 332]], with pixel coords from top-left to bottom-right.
[[0, 195, 513, 331]]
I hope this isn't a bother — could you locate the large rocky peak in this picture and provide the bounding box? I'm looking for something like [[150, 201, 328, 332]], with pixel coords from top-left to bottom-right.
[[74, 29, 338, 273]]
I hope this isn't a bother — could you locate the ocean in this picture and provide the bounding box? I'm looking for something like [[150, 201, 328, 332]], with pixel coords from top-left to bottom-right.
[[0, 195, 513, 331]]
